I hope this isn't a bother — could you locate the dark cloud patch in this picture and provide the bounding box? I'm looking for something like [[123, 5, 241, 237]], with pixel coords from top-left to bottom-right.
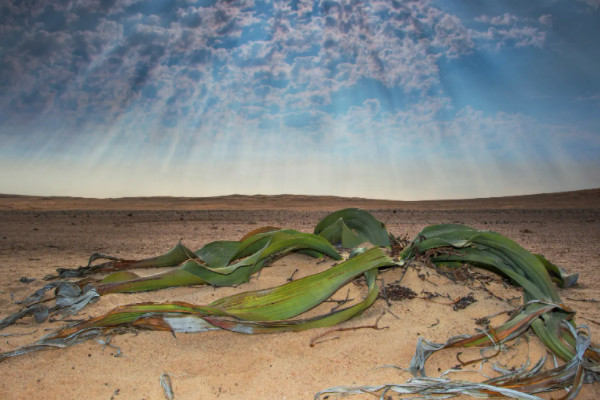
[[141, 84, 160, 99], [181, 11, 202, 28], [139, 43, 167, 60], [254, 70, 288, 89], [320, 0, 341, 14], [15, 91, 44, 113], [160, 85, 200, 128], [253, 85, 273, 98], [189, 49, 212, 65], [69, 13, 102, 32], [130, 62, 151, 93], [213, 8, 230, 25], [166, 51, 184, 67], [322, 37, 337, 49], [19, 30, 66, 58], [0, 59, 17, 89], [217, 18, 242, 36], [119, 0, 182, 23], [324, 15, 337, 28], [107, 54, 124, 68], [71, 32, 97, 64], [100, 0, 117, 12], [368, 51, 386, 75], [126, 25, 167, 49], [35, 4, 68, 32], [309, 93, 328, 106], [186, 68, 203, 81]]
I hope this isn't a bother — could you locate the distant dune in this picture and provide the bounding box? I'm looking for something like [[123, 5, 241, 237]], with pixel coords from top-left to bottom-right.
[[0, 188, 599, 211]]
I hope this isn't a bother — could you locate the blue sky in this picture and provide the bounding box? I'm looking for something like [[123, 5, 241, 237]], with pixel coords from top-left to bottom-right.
[[1, 0, 599, 200]]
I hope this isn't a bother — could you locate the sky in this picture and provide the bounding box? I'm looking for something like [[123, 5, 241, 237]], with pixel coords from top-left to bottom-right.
[[1, 0, 599, 200]]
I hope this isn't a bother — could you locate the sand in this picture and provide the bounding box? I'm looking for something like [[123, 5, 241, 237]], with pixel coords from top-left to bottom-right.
[[0, 189, 598, 399]]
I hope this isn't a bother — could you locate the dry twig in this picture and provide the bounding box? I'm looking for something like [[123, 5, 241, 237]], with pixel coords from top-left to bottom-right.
[[309, 312, 389, 347]]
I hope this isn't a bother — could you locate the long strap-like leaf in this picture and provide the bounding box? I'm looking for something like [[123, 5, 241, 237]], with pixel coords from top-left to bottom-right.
[[0, 248, 395, 361]]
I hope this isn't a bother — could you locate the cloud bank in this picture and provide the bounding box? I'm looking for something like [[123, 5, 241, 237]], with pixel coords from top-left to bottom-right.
[[0, 0, 599, 199]]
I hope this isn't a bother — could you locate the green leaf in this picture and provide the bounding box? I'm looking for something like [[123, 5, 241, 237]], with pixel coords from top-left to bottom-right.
[[209, 247, 392, 321], [401, 224, 579, 362], [204, 268, 380, 334], [7, 248, 393, 355], [534, 254, 579, 288], [314, 208, 391, 248], [95, 230, 341, 293]]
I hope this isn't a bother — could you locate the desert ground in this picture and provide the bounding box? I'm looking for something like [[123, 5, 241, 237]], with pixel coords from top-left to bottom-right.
[[0, 189, 598, 400]]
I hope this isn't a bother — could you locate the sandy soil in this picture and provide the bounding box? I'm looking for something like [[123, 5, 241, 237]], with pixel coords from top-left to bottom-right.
[[0, 189, 598, 400]]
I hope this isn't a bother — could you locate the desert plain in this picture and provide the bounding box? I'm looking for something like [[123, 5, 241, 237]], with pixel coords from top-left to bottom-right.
[[0, 189, 599, 399]]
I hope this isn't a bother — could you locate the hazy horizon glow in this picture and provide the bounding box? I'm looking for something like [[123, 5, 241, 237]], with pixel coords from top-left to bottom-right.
[[1, 1, 599, 201]]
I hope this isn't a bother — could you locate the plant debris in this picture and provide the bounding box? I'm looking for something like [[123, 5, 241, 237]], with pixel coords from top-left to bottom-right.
[[160, 372, 174, 400], [452, 293, 477, 311], [380, 284, 417, 301], [309, 312, 388, 347]]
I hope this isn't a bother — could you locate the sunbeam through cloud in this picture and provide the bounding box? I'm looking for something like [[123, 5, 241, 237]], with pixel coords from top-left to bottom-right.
[[1, 0, 599, 199]]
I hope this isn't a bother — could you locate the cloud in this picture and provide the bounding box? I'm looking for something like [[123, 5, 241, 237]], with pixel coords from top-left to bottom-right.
[[0, 0, 551, 136], [6, 96, 597, 200], [577, 0, 600, 8], [432, 14, 474, 57], [476, 13, 520, 26], [0, 0, 598, 200], [0, 0, 262, 126], [500, 26, 546, 47], [538, 14, 552, 26], [472, 12, 547, 49], [577, 93, 600, 101]]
